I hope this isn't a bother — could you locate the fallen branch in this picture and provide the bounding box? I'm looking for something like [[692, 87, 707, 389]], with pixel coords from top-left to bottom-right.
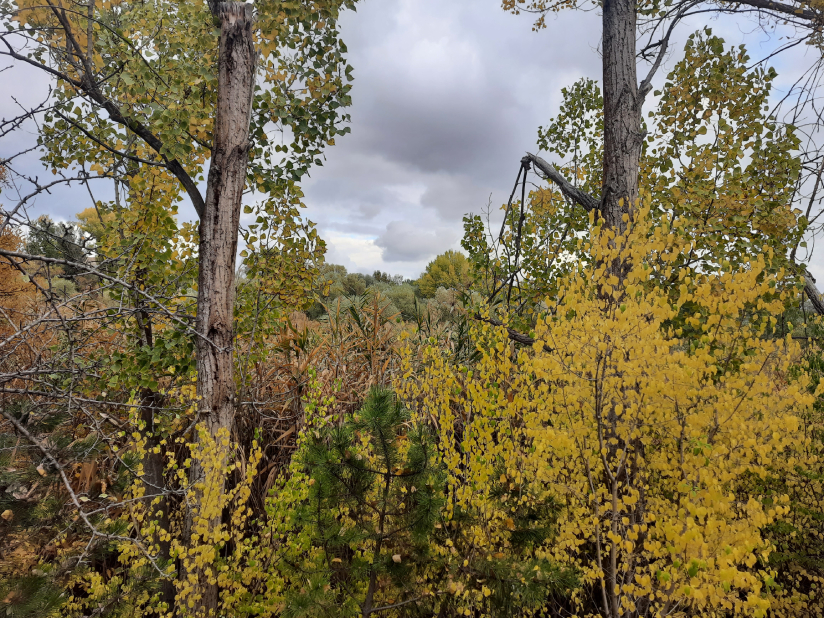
[[474, 314, 552, 353], [525, 152, 601, 213], [803, 268, 824, 315]]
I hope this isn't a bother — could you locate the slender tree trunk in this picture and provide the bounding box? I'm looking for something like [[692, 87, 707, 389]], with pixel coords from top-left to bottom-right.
[[140, 387, 174, 613], [196, 2, 255, 436], [134, 277, 175, 613], [600, 4, 644, 617], [601, 0, 642, 236], [185, 3, 256, 615]]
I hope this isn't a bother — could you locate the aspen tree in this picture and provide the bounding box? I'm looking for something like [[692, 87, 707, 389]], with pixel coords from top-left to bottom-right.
[[0, 0, 355, 614]]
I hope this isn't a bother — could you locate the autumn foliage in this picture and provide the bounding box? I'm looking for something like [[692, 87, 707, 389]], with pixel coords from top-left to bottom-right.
[[2, 0, 824, 616], [404, 209, 822, 616]]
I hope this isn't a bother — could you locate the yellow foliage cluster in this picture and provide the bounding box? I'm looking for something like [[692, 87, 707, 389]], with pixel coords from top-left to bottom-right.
[[65, 416, 263, 618], [400, 207, 818, 617]]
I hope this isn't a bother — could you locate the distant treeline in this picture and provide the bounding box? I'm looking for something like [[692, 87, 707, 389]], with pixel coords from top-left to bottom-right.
[[308, 250, 471, 320]]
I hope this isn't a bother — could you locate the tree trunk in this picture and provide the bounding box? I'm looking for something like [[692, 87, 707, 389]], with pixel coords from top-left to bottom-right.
[[134, 275, 175, 614], [601, 0, 642, 235], [185, 3, 256, 615], [140, 387, 174, 614], [600, 3, 643, 617]]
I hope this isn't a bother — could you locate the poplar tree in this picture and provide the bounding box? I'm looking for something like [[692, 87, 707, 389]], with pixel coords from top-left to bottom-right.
[[500, 0, 824, 308], [0, 0, 355, 614]]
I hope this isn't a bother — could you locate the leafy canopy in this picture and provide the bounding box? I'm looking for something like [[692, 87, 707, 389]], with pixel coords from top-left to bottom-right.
[[416, 250, 471, 298], [463, 33, 802, 323], [406, 207, 815, 617]]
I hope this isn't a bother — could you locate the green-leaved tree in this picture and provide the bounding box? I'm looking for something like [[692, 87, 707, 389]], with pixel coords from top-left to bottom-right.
[[416, 250, 471, 298]]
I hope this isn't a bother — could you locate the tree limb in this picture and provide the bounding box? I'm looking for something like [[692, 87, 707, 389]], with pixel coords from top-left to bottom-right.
[[0, 249, 219, 349], [0, 35, 206, 218], [86, 93, 206, 218], [525, 152, 601, 212], [725, 0, 819, 21], [638, 1, 702, 100], [475, 313, 552, 353], [54, 111, 165, 167], [803, 268, 824, 315]]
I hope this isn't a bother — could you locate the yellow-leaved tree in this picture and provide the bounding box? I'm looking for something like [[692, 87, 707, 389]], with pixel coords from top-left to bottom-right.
[[417, 250, 472, 298], [401, 207, 818, 617]]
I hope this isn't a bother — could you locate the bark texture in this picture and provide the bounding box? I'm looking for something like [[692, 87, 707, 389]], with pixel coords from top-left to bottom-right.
[[599, 4, 645, 617], [601, 0, 642, 235], [187, 3, 256, 614], [804, 269, 824, 315], [196, 2, 255, 436]]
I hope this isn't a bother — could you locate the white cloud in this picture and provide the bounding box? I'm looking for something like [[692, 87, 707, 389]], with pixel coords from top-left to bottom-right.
[[323, 233, 384, 274], [374, 220, 458, 264]]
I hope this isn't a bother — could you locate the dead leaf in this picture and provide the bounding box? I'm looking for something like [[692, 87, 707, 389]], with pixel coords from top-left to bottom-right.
[[6, 482, 27, 499], [1, 509, 12, 521], [77, 462, 98, 493], [392, 554, 401, 563]]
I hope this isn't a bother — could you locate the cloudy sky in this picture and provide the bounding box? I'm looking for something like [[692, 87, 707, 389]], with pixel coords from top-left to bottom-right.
[[2, 0, 821, 279], [302, 1, 600, 278], [299, 0, 821, 279]]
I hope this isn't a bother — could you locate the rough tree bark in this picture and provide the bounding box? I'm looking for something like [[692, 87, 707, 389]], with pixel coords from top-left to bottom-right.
[[599, 4, 644, 617], [196, 2, 255, 443], [804, 268, 824, 315], [601, 0, 642, 236], [186, 3, 256, 615]]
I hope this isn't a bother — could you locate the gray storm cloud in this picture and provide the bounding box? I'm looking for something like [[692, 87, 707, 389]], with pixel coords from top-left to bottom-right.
[[5, 0, 816, 279], [300, 0, 603, 277]]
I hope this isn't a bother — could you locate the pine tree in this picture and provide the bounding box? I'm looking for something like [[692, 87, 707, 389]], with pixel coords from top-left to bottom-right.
[[284, 388, 445, 618]]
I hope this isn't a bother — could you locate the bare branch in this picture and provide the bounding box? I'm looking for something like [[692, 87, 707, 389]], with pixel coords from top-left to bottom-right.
[[725, 0, 820, 21], [0, 408, 169, 578], [526, 152, 601, 212], [638, 1, 702, 100], [474, 313, 553, 352], [0, 248, 222, 350], [803, 268, 824, 315]]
